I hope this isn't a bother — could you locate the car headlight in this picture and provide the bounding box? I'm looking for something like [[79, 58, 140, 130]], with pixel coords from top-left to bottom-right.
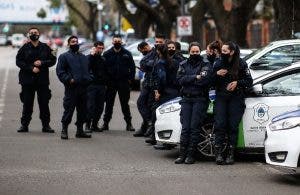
[[269, 117, 300, 131], [158, 104, 181, 114]]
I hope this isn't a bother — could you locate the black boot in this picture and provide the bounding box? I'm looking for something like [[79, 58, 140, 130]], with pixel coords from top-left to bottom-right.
[[17, 125, 29, 133], [85, 121, 92, 133], [100, 122, 109, 131], [175, 146, 187, 164], [145, 133, 156, 145], [185, 146, 196, 164], [91, 121, 103, 132], [42, 125, 55, 133], [126, 122, 135, 131], [76, 125, 92, 138], [215, 145, 225, 165], [225, 145, 235, 165], [144, 122, 154, 137], [61, 124, 68, 140], [133, 121, 148, 137]]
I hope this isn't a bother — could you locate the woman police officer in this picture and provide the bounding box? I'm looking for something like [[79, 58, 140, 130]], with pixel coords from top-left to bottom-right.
[[175, 42, 213, 164], [213, 42, 253, 165]]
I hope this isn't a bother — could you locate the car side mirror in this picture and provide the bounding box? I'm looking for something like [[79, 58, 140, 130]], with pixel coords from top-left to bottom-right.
[[252, 84, 263, 94], [250, 59, 269, 70]]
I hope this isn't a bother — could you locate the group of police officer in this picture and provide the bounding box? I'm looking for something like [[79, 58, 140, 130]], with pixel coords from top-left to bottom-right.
[[16, 28, 136, 140], [134, 37, 252, 165], [16, 27, 252, 165]]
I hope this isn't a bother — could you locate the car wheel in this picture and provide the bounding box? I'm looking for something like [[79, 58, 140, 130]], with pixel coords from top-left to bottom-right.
[[197, 122, 216, 158]]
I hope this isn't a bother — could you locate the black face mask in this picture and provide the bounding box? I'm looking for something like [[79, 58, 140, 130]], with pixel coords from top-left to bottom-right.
[[29, 34, 39, 41], [113, 42, 122, 50], [168, 50, 176, 56], [207, 53, 216, 63], [221, 53, 230, 63], [142, 51, 149, 56], [189, 54, 201, 62], [70, 44, 80, 52]]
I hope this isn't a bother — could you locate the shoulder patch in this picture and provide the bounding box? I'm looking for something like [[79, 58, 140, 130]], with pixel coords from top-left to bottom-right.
[[179, 59, 188, 66]]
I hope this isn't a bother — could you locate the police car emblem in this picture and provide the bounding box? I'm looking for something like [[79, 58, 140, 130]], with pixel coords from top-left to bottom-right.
[[253, 103, 269, 124]]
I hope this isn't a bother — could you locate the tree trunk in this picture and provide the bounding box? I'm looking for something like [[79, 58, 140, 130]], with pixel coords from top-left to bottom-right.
[[273, 0, 300, 39], [190, 0, 207, 44]]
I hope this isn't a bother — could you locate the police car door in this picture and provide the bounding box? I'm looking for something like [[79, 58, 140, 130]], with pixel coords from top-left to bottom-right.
[[240, 69, 300, 148]]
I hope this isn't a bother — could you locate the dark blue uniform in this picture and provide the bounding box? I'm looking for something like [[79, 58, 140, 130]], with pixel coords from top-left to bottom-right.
[[177, 57, 212, 162], [56, 50, 91, 128], [213, 58, 253, 147], [16, 42, 56, 128], [137, 48, 158, 124], [86, 54, 108, 129], [102, 47, 135, 126]]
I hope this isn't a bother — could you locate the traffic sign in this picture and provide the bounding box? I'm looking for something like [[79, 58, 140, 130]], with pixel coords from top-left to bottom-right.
[[177, 16, 192, 36]]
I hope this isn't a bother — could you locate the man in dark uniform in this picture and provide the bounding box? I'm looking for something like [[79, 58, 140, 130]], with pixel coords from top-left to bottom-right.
[[100, 34, 135, 131], [85, 41, 107, 133], [56, 35, 92, 140], [16, 27, 56, 133], [134, 34, 166, 137], [133, 41, 156, 137]]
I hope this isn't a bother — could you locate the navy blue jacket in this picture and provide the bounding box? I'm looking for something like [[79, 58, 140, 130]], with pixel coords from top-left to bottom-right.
[[177, 57, 212, 97], [213, 58, 253, 96], [56, 50, 92, 86], [16, 42, 56, 85], [87, 54, 108, 85], [152, 59, 180, 97], [103, 47, 135, 83], [140, 48, 158, 88]]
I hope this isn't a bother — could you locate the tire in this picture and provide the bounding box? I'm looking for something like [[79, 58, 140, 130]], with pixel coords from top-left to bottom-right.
[[196, 116, 227, 159], [197, 121, 216, 158]]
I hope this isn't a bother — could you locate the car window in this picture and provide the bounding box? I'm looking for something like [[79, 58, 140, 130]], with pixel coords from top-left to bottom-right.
[[259, 44, 300, 70], [262, 71, 300, 95]]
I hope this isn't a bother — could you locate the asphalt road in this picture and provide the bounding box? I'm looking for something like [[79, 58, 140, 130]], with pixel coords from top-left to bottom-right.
[[0, 47, 299, 195]]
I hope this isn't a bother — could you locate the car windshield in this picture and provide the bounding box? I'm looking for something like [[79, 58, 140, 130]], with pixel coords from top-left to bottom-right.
[[243, 43, 274, 61]]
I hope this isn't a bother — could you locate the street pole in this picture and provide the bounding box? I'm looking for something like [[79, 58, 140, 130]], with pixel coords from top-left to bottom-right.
[[97, 0, 102, 30], [181, 0, 185, 15], [118, 11, 121, 34]]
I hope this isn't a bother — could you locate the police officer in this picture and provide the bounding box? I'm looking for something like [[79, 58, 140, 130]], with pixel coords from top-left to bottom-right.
[[145, 44, 180, 145], [173, 41, 186, 62], [133, 41, 155, 137], [141, 34, 166, 138], [175, 42, 212, 164], [206, 40, 222, 65], [85, 41, 107, 133], [16, 27, 56, 133], [56, 35, 92, 139], [213, 42, 253, 165], [100, 34, 135, 131]]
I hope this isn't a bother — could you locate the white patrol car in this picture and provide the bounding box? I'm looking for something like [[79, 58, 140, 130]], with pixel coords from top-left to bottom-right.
[[265, 109, 300, 173], [155, 61, 300, 157], [245, 39, 300, 78]]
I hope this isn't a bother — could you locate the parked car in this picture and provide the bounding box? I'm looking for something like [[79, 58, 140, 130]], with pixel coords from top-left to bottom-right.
[[265, 109, 300, 173], [155, 61, 300, 157], [244, 39, 300, 78], [11, 33, 26, 48], [0, 34, 7, 46]]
